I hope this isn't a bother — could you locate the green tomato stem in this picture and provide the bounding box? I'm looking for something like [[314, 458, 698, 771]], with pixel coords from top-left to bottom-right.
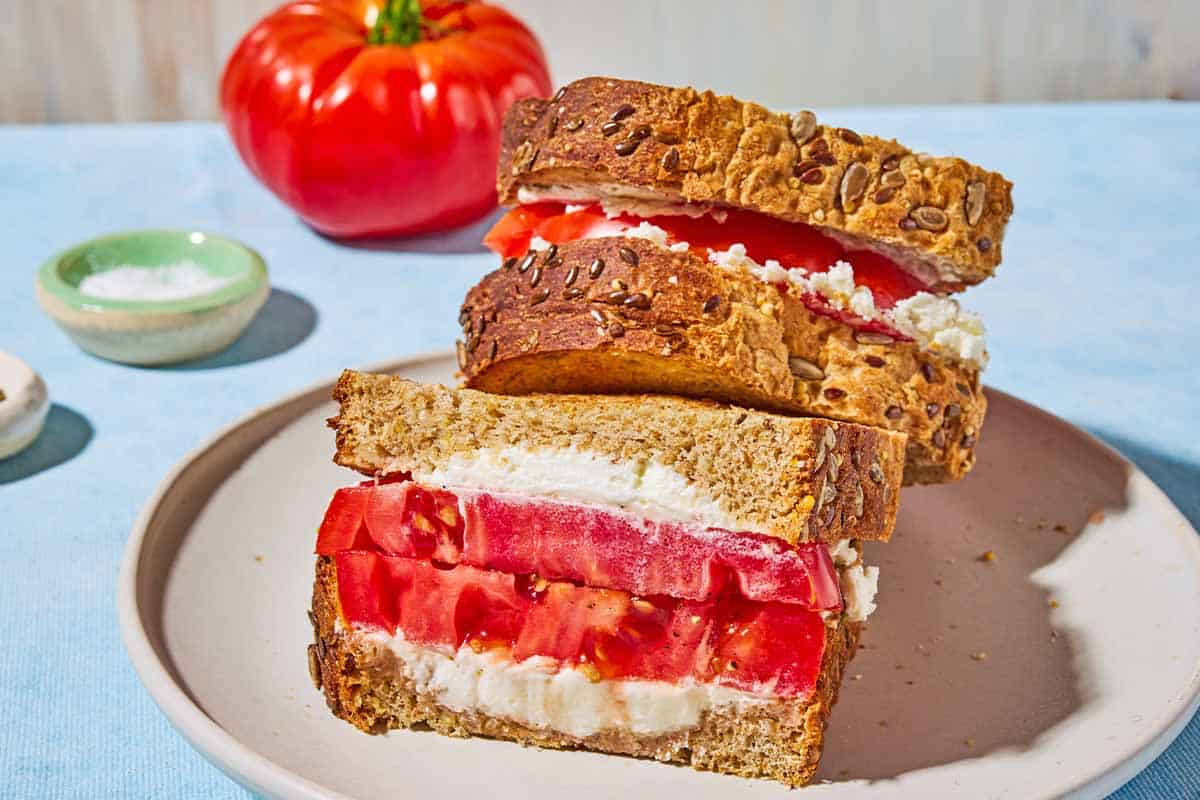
[[368, 0, 424, 46]]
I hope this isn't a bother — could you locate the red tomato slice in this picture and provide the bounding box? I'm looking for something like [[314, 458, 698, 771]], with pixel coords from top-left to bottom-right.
[[334, 551, 398, 633], [321, 482, 841, 610], [514, 581, 631, 663], [481, 202, 563, 257], [315, 486, 373, 554], [333, 553, 828, 697], [361, 482, 464, 562], [702, 597, 827, 696]]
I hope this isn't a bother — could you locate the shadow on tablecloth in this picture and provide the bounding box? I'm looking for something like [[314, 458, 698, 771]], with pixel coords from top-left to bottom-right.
[[160, 288, 317, 371], [0, 404, 93, 485], [317, 207, 503, 255]]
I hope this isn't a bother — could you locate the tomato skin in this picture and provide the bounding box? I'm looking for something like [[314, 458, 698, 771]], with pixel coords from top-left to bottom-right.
[[220, 1, 552, 238]]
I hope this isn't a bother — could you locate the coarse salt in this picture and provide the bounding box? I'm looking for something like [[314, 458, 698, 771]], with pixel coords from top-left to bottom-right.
[[78, 261, 234, 302]]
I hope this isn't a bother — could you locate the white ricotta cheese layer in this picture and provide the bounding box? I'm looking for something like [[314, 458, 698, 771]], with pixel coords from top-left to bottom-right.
[[415, 445, 745, 531], [361, 631, 771, 738]]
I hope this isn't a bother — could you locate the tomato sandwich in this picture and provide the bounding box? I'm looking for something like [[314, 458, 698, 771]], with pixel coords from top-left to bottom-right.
[[309, 370, 906, 786], [460, 78, 1015, 484]]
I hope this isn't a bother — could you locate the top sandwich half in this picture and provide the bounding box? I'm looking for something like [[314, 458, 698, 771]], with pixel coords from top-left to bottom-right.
[[460, 77, 1013, 484]]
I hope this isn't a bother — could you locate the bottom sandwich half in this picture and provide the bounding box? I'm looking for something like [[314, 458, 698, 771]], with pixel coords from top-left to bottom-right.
[[310, 554, 861, 787]]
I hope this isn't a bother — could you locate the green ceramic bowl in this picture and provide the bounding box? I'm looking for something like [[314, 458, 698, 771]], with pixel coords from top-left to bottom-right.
[[35, 230, 270, 365]]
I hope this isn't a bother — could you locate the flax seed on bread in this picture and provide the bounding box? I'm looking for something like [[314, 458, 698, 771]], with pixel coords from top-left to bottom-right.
[[330, 370, 905, 544], [458, 237, 985, 485], [310, 556, 860, 787], [499, 77, 1013, 290]]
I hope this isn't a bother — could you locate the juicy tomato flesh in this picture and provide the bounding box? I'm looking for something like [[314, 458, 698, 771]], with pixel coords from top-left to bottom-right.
[[316, 480, 841, 610], [482, 202, 928, 324], [333, 550, 826, 698]]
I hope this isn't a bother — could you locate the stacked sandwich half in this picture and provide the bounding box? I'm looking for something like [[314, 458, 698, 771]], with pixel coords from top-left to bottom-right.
[[310, 78, 1013, 786]]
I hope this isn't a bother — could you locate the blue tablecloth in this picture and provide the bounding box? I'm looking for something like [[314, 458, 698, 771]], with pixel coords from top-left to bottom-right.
[[1, 105, 1196, 798]]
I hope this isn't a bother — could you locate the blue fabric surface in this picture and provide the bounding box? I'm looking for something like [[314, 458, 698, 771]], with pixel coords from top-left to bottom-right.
[[0, 106, 1196, 798]]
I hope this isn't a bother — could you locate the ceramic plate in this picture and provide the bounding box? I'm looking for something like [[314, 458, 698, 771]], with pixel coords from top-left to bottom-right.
[[118, 353, 1200, 800]]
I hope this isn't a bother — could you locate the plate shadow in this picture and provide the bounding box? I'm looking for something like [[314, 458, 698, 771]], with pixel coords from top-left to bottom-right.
[[816, 390, 1130, 783], [163, 288, 317, 370], [1090, 429, 1199, 528], [0, 403, 94, 484]]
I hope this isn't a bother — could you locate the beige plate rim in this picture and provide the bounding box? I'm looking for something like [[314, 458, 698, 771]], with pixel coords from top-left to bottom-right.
[[117, 351, 1200, 800]]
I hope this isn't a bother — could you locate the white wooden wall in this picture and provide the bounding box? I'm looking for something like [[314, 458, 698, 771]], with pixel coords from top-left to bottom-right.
[[2, 0, 1197, 123]]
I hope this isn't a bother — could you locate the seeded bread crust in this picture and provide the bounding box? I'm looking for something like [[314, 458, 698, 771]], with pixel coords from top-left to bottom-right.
[[458, 238, 984, 485], [331, 370, 905, 544], [498, 77, 1013, 290], [309, 556, 860, 787]]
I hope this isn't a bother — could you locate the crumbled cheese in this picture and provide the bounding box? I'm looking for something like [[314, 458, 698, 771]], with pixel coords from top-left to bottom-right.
[[707, 244, 987, 370], [528, 236, 553, 251], [708, 243, 793, 285], [824, 540, 878, 623], [842, 564, 880, 623], [621, 222, 671, 248], [889, 293, 989, 367], [668, 241, 690, 253], [806, 261, 858, 306], [77, 261, 234, 302], [849, 286, 877, 320], [826, 539, 859, 567]]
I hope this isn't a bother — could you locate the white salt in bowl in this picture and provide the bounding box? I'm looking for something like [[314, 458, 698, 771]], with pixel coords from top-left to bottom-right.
[[35, 230, 269, 366]]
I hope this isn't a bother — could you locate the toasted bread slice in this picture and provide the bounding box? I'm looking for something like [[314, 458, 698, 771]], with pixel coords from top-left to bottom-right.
[[498, 77, 1012, 291], [330, 370, 906, 544], [458, 238, 985, 485], [310, 556, 861, 787]]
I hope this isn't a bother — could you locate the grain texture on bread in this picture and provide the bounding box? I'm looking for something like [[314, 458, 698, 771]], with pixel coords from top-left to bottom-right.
[[330, 370, 905, 544], [459, 237, 985, 484], [310, 556, 860, 787], [498, 77, 1013, 289]]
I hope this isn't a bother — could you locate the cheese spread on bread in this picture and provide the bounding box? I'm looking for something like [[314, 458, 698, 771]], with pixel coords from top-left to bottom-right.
[[415, 445, 743, 530], [361, 630, 772, 737]]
